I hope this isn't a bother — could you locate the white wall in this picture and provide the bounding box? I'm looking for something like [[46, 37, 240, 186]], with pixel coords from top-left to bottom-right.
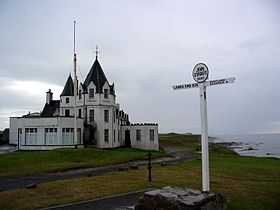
[[121, 125, 159, 151], [9, 117, 83, 150], [87, 105, 120, 148]]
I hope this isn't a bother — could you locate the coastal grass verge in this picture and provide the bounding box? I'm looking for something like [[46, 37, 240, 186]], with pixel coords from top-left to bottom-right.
[[0, 156, 279, 210], [0, 147, 165, 177], [0, 133, 279, 210]]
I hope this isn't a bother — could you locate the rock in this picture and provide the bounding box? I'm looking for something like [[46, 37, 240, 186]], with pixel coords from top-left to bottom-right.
[[118, 167, 129, 171], [135, 186, 226, 210], [25, 183, 37, 189], [161, 162, 167, 167], [129, 164, 139, 170]]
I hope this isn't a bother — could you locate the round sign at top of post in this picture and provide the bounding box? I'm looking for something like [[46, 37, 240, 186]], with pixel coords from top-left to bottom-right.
[[192, 63, 209, 83]]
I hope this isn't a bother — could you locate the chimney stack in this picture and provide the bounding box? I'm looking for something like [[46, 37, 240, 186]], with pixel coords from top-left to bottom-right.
[[46, 89, 53, 104]]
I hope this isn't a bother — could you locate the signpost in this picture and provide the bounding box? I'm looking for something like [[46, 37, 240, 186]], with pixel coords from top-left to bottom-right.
[[172, 63, 235, 192]]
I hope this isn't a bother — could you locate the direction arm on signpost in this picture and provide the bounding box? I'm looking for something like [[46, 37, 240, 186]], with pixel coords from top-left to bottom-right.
[[172, 77, 236, 90]]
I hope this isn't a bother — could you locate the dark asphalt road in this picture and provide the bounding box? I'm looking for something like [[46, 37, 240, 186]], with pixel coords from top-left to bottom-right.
[[41, 191, 145, 210], [0, 147, 195, 192]]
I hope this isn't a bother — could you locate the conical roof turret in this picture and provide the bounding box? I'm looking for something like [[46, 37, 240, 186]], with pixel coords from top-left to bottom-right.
[[60, 74, 74, 96]]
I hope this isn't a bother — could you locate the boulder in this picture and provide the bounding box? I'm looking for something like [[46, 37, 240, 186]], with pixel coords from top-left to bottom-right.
[[135, 186, 226, 210], [25, 183, 37, 189]]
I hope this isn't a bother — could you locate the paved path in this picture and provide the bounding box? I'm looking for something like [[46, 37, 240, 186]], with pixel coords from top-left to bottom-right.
[[0, 144, 17, 154], [0, 147, 195, 192], [40, 191, 148, 210]]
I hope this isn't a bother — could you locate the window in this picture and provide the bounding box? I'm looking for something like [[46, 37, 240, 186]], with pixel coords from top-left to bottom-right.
[[62, 128, 74, 145], [45, 128, 57, 133], [25, 128, 37, 133], [104, 129, 109, 143], [77, 128, 81, 144], [113, 110, 115, 123], [104, 110, 109, 122], [79, 90, 82, 100], [66, 97, 69, 104], [89, 109, 94, 122], [62, 128, 74, 132], [89, 88, 94, 98], [104, 89, 109, 99], [45, 128, 58, 145], [150, 129, 154, 141], [136, 129, 141, 141], [25, 128, 38, 145], [65, 109, 70, 117], [78, 109, 82, 118], [113, 129, 116, 142]]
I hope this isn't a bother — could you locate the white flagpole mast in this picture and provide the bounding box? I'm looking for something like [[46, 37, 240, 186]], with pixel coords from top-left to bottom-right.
[[73, 20, 78, 147]]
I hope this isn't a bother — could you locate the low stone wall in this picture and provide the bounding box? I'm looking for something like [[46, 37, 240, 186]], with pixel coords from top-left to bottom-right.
[[135, 186, 226, 210]]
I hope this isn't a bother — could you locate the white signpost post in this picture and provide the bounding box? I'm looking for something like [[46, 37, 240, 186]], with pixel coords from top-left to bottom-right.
[[172, 63, 235, 192]]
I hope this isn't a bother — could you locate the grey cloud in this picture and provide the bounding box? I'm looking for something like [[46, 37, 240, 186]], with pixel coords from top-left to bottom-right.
[[0, 0, 279, 134]]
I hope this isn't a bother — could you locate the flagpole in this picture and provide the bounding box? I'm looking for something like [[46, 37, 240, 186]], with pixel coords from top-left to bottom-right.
[[73, 20, 78, 147]]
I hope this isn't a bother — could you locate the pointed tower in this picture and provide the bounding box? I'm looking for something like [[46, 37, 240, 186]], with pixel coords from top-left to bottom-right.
[[82, 49, 119, 148], [61, 74, 74, 96], [60, 74, 75, 117], [83, 57, 108, 93]]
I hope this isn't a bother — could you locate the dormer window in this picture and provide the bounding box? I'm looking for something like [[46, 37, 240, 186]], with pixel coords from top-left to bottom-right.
[[66, 97, 69, 104], [89, 88, 94, 98], [104, 89, 109, 99]]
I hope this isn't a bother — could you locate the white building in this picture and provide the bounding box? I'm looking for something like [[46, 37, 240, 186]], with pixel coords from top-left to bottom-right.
[[9, 56, 159, 151]]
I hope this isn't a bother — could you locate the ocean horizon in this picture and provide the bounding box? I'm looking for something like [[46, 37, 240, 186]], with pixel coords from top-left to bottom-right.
[[213, 133, 280, 158]]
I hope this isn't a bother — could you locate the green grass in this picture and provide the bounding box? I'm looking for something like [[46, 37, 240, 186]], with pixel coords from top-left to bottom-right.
[[0, 156, 279, 210], [0, 134, 279, 210], [0, 147, 165, 177], [160, 133, 200, 149]]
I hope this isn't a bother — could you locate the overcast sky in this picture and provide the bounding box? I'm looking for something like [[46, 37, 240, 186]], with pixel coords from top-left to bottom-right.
[[0, 0, 279, 135]]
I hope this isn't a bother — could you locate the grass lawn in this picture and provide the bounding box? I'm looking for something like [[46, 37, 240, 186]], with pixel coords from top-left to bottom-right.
[[0, 147, 165, 177], [0, 134, 279, 210]]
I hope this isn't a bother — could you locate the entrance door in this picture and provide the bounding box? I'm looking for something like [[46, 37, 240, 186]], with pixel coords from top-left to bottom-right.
[[18, 128, 22, 150], [125, 130, 131, 147]]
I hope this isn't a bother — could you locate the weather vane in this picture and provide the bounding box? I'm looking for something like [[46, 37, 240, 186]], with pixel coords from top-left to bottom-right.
[[95, 45, 99, 59]]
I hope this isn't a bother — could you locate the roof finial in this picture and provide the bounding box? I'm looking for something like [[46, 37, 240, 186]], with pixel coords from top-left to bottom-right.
[[95, 45, 99, 59]]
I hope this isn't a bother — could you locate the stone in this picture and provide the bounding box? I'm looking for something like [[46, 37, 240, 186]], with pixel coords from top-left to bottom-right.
[[161, 162, 167, 167], [118, 167, 129, 171], [135, 186, 226, 210], [129, 164, 139, 170], [25, 183, 37, 189]]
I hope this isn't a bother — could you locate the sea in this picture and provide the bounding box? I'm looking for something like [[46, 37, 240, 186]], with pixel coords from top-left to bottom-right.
[[213, 133, 280, 158]]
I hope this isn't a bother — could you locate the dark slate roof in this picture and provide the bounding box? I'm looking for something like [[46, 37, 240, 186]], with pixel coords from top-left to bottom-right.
[[61, 74, 74, 96], [41, 100, 60, 117], [83, 58, 108, 93]]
